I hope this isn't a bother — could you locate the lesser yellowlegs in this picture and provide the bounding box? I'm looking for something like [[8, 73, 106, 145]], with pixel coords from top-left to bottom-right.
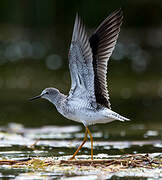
[[30, 9, 130, 160]]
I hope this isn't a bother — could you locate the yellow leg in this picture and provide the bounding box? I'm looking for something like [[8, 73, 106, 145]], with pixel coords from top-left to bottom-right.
[[87, 127, 93, 160], [69, 128, 88, 160]]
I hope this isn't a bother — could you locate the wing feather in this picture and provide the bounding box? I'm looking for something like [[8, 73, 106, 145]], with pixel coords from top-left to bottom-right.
[[68, 14, 95, 102], [89, 9, 123, 108]]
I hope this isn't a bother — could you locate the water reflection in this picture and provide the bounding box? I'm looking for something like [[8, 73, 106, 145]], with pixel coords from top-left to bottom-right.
[[0, 122, 161, 179], [0, 123, 161, 158]]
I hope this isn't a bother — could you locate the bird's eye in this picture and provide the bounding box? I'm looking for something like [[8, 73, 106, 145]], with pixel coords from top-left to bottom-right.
[[46, 92, 49, 95]]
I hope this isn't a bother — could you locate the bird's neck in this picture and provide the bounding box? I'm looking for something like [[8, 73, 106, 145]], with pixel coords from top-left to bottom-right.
[[49, 91, 66, 108]]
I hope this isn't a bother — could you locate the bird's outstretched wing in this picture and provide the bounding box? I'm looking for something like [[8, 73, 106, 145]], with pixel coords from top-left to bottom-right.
[[68, 9, 123, 108], [68, 14, 96, 102], [89, 9, 123, 109]]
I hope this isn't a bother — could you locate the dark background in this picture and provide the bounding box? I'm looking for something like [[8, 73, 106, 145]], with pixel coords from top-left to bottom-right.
[[0, 0, 162, 129]]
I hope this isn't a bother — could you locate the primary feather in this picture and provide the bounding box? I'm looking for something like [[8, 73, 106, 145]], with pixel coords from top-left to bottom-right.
[[89, 9, 123, 108], [69, 9, 123, 109]]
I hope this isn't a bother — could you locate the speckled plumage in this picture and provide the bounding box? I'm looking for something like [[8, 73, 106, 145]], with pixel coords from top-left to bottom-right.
[[31, 9, 129, 126], [30, 9, 130, 159]]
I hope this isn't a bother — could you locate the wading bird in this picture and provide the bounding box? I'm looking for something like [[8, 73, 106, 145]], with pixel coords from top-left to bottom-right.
[[30, 9, 129, 160]]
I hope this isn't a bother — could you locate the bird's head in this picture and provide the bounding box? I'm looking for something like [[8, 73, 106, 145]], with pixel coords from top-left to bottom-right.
[[29, 88, 60, 102]]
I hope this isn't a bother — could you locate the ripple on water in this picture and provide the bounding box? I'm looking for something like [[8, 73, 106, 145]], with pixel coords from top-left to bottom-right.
[[0, 123, 161, 179]]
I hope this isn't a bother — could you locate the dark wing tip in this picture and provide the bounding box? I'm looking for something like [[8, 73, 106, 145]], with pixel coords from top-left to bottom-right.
[[89, 9, 124, 109], [95, 8, 123, 34], [109, 8, 123, 17]]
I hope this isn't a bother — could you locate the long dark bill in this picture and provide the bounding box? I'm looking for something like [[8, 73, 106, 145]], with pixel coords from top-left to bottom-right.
[[29, 95, 42, 101]]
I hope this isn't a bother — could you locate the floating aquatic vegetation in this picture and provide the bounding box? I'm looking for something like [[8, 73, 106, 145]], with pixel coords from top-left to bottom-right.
[[0, 154, 161, 179], [0, 123, 162, 178]]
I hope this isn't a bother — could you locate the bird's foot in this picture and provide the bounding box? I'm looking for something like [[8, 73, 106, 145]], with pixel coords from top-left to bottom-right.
[[29, 139, 40, 149], [68, 156, 77, 161]]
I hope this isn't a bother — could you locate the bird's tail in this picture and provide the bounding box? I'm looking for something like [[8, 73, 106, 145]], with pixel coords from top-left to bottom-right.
[[110, 112, 130, 122], [104, 109, 130, 122]]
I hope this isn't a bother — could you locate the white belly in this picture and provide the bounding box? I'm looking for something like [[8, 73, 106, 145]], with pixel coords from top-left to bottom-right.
[[56, 98, 127, 126], [63, 107, 115, 126]]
